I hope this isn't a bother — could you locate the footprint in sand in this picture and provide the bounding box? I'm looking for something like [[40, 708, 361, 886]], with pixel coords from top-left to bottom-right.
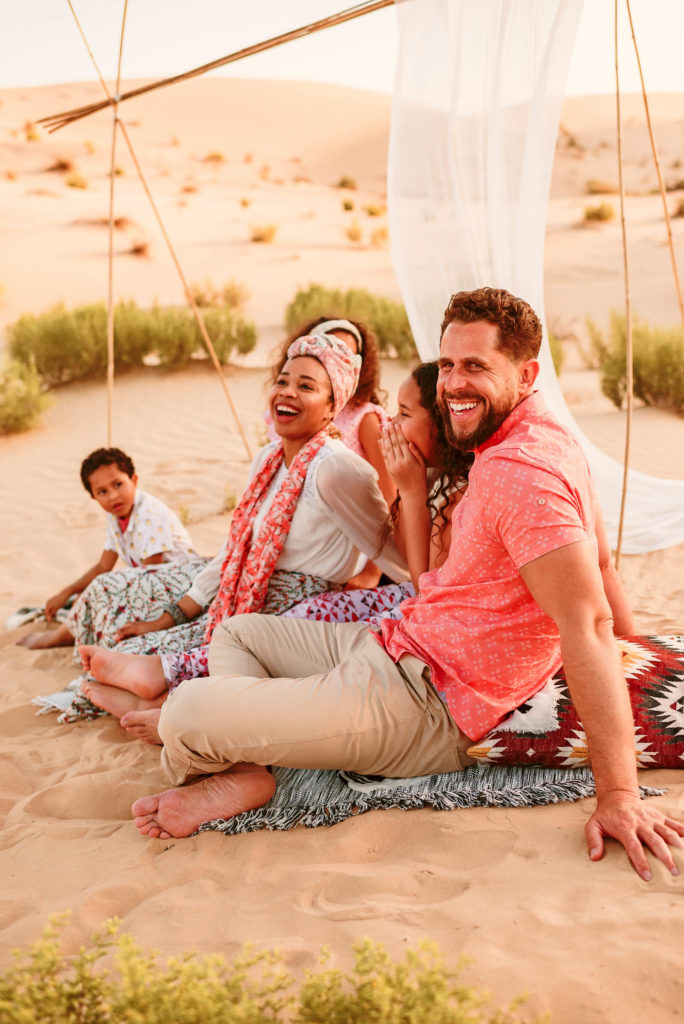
[[298, 829, 515, 922]]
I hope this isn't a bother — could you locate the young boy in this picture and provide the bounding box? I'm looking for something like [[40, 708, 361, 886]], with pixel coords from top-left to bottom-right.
[[19, 448, 197, 649]]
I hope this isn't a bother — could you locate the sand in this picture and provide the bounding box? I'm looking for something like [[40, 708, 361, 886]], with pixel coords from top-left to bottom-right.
[[0, 80, 683, 1022]]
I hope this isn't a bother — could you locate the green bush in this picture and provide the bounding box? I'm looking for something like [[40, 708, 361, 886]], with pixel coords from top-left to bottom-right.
[[0, 359, 51, 434], [583, 202, 615, 223], [590, 311, 684, 414], [285, 283, 416, 360], [0, 916, 547, 1024], [548, 330, 564, 376], [8, 300, 257, 385]]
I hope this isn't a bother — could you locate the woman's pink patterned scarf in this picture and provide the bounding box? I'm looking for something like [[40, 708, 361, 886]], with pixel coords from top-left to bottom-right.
[[203, 429, 328, 642]]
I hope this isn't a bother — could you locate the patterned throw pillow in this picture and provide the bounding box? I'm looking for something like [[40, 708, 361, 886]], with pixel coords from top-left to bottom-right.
[[467, 636, 684, 770]]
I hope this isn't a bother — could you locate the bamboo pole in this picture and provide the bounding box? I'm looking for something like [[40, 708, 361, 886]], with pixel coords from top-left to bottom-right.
[[614, 0, 633, 570], [63, 0, 253, 458], [39, 1, 395, 132], [105, 0, 129, 445], [624, 0, 684, 332]]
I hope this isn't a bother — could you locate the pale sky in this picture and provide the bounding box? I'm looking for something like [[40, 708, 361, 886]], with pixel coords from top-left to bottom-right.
[[3, 1, 684, 97]]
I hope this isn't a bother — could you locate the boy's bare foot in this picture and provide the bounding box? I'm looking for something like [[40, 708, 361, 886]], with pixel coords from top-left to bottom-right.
[[79, 645, 167, 700], [131, 763, 276, 839], [81, 678, 164, 722], [17, 624, 74, 649], [120, 707, 164, 745]]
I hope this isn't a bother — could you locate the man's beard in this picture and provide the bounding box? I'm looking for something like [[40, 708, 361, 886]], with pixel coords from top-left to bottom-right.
[[438, 388, 518, 451]]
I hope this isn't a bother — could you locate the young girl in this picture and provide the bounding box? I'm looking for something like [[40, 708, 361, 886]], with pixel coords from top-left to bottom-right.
[[71, 334, 408, 733], [280, 361, 473, 626]]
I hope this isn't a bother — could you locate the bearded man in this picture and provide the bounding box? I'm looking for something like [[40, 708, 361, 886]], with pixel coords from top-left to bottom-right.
[[126, 287, 683, 879]]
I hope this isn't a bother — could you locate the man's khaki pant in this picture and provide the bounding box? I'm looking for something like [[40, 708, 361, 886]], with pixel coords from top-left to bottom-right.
[[159, 614, 474, 785]]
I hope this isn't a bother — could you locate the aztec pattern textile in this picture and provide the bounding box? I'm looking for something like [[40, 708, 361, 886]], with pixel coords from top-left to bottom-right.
[[161, 571, 343, 687], [199, 763, 664, 836], [204, 429, 329, 643], [65, 558, 209, 653], [467, 636, 684, 770], [282, 581, 416, 628]]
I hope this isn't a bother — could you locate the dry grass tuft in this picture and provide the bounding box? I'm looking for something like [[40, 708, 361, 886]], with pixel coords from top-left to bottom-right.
[[239, 197, 251, 208], [5, 170, 18, 181], [342, 198, 354, 212], [673, 198, 684, 218], [364, 203, 386, 217], [370, 226, 389, 248], [336, 174, 357, 189], [585, 179, 618, 195], [583, 202, 615, 223], [181, 183, 198, 194], [84, 140, 96, 155], [345, 220, 363, 243], [128, 240, 150, 257], [204, 151, 225, 163], [46, 157, 74, 173], [65, 173, 88, 190], [250, 224, 278, 243], [24, 121, 40, 142]]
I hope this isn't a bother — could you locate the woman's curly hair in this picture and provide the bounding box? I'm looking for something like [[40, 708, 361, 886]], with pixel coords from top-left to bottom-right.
[[268, 316, 386, 408], [386, 361, 473, 552]]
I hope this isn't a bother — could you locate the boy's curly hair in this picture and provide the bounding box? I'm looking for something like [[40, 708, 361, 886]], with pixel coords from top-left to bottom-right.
[[80, 447, 135, 495]]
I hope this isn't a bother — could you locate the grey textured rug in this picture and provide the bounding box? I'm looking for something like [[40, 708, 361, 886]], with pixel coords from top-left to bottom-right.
[[198, 763, 664, 835]]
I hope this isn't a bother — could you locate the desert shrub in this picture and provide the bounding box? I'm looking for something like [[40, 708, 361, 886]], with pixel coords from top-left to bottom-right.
[[46, 157, 74, 173], [250, 223, 277, 243], [583, 202, 615, 223], [190, 279, 249, 310], [65, 173, 88, 190], [0, 917, 547, 1024], [336, 174, 357, 189], [127, 240, 149, 256], [8, 300, 257, 384], [239, 196, 251, 208], [591, 311, 684, 414], [285, 283, 416, 360], [548, 330, 564, 376], [370, 226, 389, 248], [345, 220, 362, 243], [585, 179, 618, 195], [364, 203, 386, 217], [342, 198, 354, 212], [197, 308, 257, 365], [204, 151, 225, 163], [0, 359, 51, 434]]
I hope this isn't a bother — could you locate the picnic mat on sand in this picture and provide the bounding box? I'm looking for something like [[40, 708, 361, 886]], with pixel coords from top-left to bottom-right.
[[197, 764, 664, 835]]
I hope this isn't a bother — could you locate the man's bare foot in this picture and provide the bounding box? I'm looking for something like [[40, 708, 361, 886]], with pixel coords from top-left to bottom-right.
[[131, 763, 276, 839], [79, 645, 166, 700], [120, 707, 164, 745], [17, 624, 74, 649], [81, 678, 164, 721]]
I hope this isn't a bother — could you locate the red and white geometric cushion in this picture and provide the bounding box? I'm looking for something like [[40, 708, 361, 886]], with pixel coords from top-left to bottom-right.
[[467, 636, 684, 770]]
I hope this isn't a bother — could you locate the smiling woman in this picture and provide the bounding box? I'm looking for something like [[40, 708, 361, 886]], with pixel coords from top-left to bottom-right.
[[65, 333, 409, 735]]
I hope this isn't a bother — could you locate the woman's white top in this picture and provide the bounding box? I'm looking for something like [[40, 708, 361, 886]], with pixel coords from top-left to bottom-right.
[[187, 438, 408, 608]]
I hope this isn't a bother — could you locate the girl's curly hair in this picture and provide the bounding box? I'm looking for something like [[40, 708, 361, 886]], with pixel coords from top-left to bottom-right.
[[268, 316, 386, 408], [386, 361, 473, 552]]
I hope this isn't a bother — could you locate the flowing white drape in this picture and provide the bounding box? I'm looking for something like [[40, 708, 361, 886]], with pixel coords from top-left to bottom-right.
[[388, 0, 684, 553]]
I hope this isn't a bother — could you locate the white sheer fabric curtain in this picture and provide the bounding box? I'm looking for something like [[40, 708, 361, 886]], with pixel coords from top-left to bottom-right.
[[388, 0, 684, 554]]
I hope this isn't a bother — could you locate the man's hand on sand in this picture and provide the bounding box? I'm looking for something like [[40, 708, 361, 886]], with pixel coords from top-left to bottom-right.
[[586, 790, 684, 880]]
